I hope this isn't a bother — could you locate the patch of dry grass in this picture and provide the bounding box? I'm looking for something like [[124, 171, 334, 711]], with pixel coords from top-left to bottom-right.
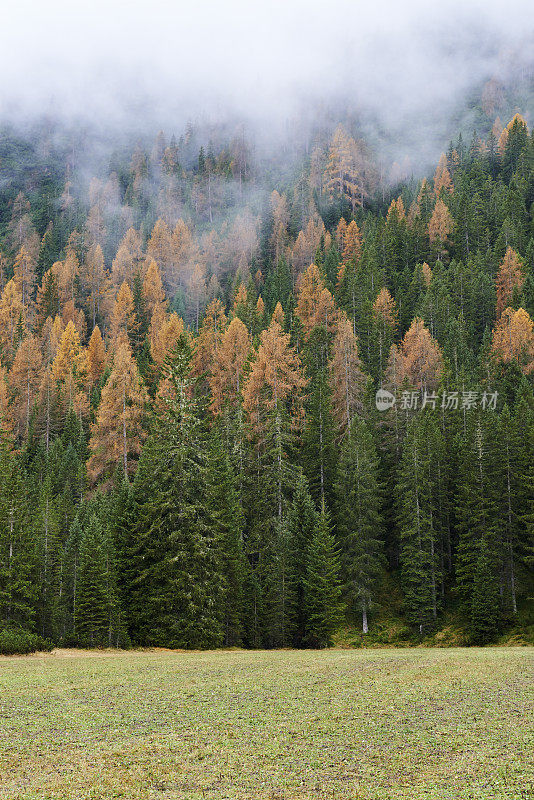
[[0, 647, 533, 799]]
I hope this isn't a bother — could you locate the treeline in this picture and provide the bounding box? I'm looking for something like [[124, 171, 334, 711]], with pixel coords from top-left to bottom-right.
[[0, 110, 533, 649]]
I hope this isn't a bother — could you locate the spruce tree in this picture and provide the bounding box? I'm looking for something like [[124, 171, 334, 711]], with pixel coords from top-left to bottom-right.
[[130, 335, 224, 649], [335, 419, 384, 633], [303, 503, 344, 648]]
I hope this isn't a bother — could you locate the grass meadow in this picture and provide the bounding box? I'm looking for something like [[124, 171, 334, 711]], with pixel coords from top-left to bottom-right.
[[0, 647, 532, 800]]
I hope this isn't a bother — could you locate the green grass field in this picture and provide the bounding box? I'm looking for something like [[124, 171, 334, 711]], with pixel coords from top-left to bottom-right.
[[0, 648, 533, 800]]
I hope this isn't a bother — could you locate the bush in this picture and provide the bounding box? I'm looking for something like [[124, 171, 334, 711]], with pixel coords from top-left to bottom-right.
[[0, 628, 54, 656]]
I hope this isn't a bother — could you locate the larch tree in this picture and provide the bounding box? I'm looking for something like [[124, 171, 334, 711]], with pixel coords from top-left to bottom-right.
[[372, 287, 398, 380], [191, 298, 227, 391], [9, 334, 43, 439], [495, 247, 524, 317], [83, 244, 110, 330], [0, 279, 24, 362], [87, 326, 106, 391], [150, 311, 185, 377], [50, 320, 88, 418], [428, 198, 453, 246], [13, 246, 36, 312], [142, 259, 166, 317], [387, 318, 443, 393], [209, 317, 250, 415], [243, 318, 307, 527], [329, 314, 367, 435], [433, 153, 453, 195], [491, 307, 534, 374], [295, 264, 336, 338], [110, 280, 136, 345], [324, 125, 365, 211], [88, 339, 147, 485]]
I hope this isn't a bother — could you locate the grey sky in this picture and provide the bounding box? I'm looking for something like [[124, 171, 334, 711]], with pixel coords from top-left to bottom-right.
[[0, 0, 532, 164]]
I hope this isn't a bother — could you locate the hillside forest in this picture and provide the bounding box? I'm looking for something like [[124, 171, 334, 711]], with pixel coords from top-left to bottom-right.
[[0, 96, 533, 651]]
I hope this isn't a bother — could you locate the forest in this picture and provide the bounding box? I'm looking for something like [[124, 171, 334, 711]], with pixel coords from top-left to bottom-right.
[[0, 83, 533, 653]]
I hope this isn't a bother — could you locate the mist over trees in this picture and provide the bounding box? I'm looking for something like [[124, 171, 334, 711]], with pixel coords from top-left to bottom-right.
[[0, 44, 533, 651]]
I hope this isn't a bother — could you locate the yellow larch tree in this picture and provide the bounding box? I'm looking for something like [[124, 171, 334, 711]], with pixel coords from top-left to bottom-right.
[[421, 262, 432, 287], [338, 219, 362, 284], [51, 320, 89, 417], [373, 287, 398, 377], [386, 198, 406, 222], [0, 364, 13, 441], [111, 228, 143, 287], [192, 299, 227, 387]]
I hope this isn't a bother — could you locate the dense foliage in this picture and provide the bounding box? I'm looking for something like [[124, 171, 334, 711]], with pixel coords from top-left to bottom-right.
[[0, 100, 533, 650]]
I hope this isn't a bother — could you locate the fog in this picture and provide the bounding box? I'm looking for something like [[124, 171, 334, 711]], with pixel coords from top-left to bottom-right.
[[1, 0, 533, 167]]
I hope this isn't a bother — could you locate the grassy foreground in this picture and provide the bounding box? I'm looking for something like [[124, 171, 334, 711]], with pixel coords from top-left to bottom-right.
[[0, 648, 533, 800]]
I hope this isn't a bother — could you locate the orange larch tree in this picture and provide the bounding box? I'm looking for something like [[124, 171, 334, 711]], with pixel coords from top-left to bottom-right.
[[495, 247, 524, 318], [329, 314, 367, 434], [88, 338, 148, 484], [142, 258, 166, 317], [428, 198, 453, 246], [87, 325, 107, 390], [388, 317, 443, 393], [110, 280, 136, 345], [150, 312, 185, 376], [243, 319, 307, 438], [0, 279, 24, 362], [433, 153, 453, 195], [209, 317, 250, 415], [373, 287, 398, 378], [295, 263, 336, 337], [491, 307, 534, 374], [83, 243, 111, 330], [9, 334, 43, 439]]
